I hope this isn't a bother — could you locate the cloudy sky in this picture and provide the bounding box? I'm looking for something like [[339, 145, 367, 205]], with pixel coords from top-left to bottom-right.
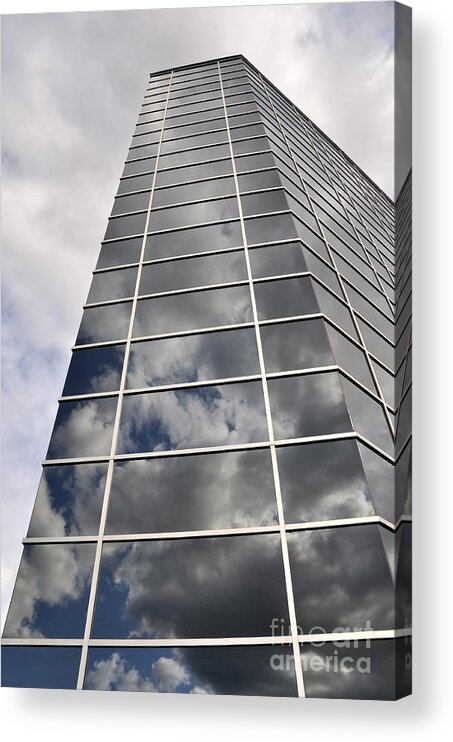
[[1, 1, 398, 625]]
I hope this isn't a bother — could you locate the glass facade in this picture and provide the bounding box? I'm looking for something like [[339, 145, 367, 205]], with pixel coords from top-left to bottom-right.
[[2, 55, 411, 700]]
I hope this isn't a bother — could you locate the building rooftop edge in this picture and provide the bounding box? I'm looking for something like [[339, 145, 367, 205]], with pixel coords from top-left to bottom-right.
[[148, 54, 394, 206]]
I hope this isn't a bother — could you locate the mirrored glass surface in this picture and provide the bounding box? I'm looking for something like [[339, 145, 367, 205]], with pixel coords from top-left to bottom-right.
[[76, 302, 132, 345], [84, 645, 297, 696], [287, 525, 394, 633], [118, 174, 155, 196], [235, 152, 275, 173], [139, 250, 247, 295], [145, 221, 242, 260], [106, 448, 277, 534], [3, 544, 95, 638], [149, 197, 239, 232], [249, 242, 307, 278], [340, 377, 393, 455], [301, 639, 398, 700], [268, 372, 352, 440], [255, 277, 318, 320], [245, 214, 297, 245], [127, 327, 259, 388], [111, 190, 150, 216], [46, 397, 117, 459], [87, 267, 137, 303], [261, 319, 333, 373], [117, 381, 267, 453], [153, 177, 235, 208], [95, 238, 142, 270], [133, 285, 252, 337], [92, 533, 288, 638], [325, 324, 375, 391], [357, 443, 395, 522], [155, 159, 232, 187], [62, 344, 125, 396], [241, 190, 288, 216], [27, 462, 108, 537], [277, 440, 374, 522], [238, 169, 281, 192], [312, 281, 358, 339], [104, 212, 147, 241], [1, 647, 82, 690], [158, 144, 230, 170]]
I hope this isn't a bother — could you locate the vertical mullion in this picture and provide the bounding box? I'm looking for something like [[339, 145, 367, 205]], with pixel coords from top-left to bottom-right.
[[76, 71, 174, 690], [218, 60, 305, 699]]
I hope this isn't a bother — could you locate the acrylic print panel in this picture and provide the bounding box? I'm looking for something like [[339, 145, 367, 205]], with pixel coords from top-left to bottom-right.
[[1, 1, 412, 701]]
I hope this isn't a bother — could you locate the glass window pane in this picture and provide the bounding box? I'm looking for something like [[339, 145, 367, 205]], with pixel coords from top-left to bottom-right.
[[288, 525, 394, 633], [312, 281, 358, 339], [325, 324, 376, 391], [261, 319, 333, 373], [158, 144, 230, 170], [117, 380, 267, 454], [111, 190, 151, 216], [340, 377, 393, 455], [301, 639, 401, 700], [133, 285, 252, 337], [235, 152, 275, 173], [156, 159, 232, 187], [92, 533, 288, 638], [76, 302, 132, 344], [127, 143, 159, 161], [27, 462, 108, 537], [269, 372, 352, 439], [127, 327, 259, 388], [277, 439, 374, 522], [245, 213, 296, 245], [84, 645, 297, 696], [87, 267, 137, 303], [255, 276, 318, 320], [161, 130, 228, 154], [358, 319, 394, 368], [237, 169, 281, 192], [233, 137, 270, 156], [153, 177, 235, 207], [241, 189, 288, 216], [104, 212, 147, 241], [249, 242, 307, 278], [95, 238, 142, 270], [62, 344, 125, 396], [46, 397, 117, 459], [2, 647, 82, 690], [3, 544, 96, 638], [145, 221, 242, 260], [106, 448, 277, 534], [149, 197, 239, 231], [122, 157, 156, 177], [139, 251, 247, 295]]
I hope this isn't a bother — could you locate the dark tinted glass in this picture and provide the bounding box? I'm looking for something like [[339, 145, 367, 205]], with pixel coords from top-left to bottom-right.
[[153, 177, 235, 207], [117, 173, 154, 195], [301, 639, 401, 700], [261, 319, 333, 373], [133, 285, 252, 337], [340, 377, 393, 455], [278, 440, 374, 522], [76, 302, 132, 345], [155, 159, 232, 187], [255, 277, 318, 320], [139, 251, 247, 295], [288, 525, 394, 633], [268, 372, 352, 440], [84, 645, 297, 696], [92, 534, 288, 638], [149, 197, 239, 231], [104, 212, 147, 241], [127, 327, 259, 388], [27, 462, 108, 537], [3, 544, 95, 638], [245, 214, 297, 245], [62, 344, 125, 396], [117, 381, 267, 453], [249, 242, 307, 278], [46, 397, 117, 459], [325, 324, 376, 391], [95, 238, 142, 270], [87, 267, 137, 303], [111, 190, 150, 216], [106, 448, 277, 533], [241, 189, 288, 216], [145, 221, 242, 260]]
